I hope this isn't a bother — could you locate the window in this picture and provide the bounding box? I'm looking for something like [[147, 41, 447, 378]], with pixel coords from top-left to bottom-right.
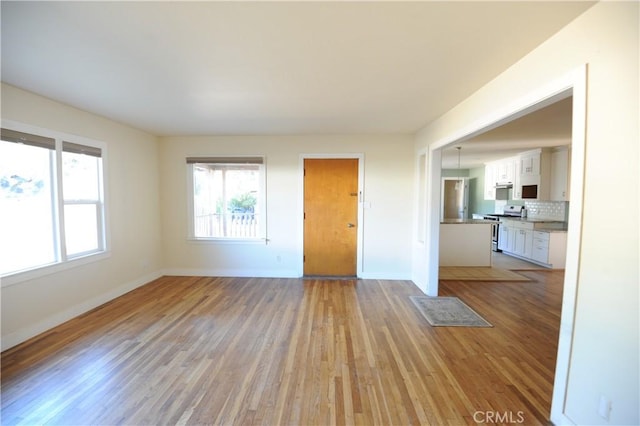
[[62, 142, 104, 256], [0, 127, 105, 277], [187, 156, 265, 240]]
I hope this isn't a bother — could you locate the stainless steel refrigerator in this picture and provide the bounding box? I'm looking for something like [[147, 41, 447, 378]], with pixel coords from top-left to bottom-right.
[[442, 178, 469, 220]]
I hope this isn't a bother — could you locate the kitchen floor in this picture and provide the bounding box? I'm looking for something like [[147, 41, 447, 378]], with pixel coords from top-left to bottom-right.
[[439, 266, 531, 281], [438, 252, 548, 282], [491, 251, 547, 270]]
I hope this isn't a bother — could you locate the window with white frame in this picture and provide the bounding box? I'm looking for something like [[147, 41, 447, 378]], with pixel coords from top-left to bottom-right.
[[0, 128, 105, 276], [187, 156, 265, 240], [62, 142, 104, 256]]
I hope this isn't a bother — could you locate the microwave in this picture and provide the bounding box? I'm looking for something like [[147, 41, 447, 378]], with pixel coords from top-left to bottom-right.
[[521, 184, 538, 199]]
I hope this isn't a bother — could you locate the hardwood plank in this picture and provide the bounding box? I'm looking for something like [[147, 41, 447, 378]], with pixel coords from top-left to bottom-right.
[[1, 272, 563, 425]]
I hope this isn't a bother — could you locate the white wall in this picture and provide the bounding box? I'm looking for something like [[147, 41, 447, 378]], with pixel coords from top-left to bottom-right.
[[0, 87, 414, 349], [413, 2, 639, 425], [0, 84, 163, 350], [159, 134, 414, 279]]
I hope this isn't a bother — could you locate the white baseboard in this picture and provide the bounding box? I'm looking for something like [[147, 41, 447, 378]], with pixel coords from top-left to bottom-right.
[[359, 272, 413, 281], [1, 270, 163, 351], [162, 268, 300, 279], [550, 412, 576, 426], [163, 268, 412, 281]]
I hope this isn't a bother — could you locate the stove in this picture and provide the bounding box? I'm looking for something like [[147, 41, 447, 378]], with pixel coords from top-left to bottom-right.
[[482, 206, 525, 251], [483, 205, 525, 220]]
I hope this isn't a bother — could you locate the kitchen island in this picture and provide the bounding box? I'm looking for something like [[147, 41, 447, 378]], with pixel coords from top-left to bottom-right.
[[439, 219, 493, 267]]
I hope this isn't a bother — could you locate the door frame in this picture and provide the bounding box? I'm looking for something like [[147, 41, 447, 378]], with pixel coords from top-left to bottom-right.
[[298, 154, 365, 278], [423, 65, 587, 425]]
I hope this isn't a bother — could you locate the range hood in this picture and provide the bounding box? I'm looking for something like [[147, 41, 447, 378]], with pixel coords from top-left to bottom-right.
[[494, 182, 513, 189], [495, 183, 512, 200]]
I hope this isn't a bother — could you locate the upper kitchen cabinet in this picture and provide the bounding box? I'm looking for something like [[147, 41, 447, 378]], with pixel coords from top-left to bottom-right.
[[518, 148, 551, 200], [520, 150, 541, 176], [550, 147, 571, 201], [494, 158, 515, 184], [483, 147, 570, 201], [484, 157, 516, 200], [484, 163, 496, 200], [512, 159, 522, 200]]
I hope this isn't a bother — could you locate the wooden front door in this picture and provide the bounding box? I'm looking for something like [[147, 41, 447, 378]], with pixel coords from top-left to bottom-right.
[[304, 158, 358, 276]]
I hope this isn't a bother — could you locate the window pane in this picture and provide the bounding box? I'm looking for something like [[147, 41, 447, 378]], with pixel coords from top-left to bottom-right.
[[193, 166, 221, 237], [64, 204, 99, 256], [62, 151, 100, 200], [0, 141, 56, 274], [193, 164, 260, 238]]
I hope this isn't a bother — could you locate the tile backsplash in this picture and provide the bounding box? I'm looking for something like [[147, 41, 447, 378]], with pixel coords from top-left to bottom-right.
[[525, 201, 568, 221]]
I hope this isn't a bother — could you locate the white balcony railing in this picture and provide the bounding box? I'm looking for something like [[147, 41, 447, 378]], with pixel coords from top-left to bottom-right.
[[195, 212, 258, 238]]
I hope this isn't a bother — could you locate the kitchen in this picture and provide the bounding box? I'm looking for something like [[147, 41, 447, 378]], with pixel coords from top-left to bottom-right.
[[439, 97, 571, 269]]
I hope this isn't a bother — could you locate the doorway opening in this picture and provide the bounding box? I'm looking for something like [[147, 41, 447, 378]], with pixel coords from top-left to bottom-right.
[[424, 65, 587, 424]]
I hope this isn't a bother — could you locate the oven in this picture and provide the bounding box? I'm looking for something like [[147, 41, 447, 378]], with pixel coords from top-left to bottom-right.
[[491, 221, 500, 252], [483, 215, 501, 252], [482, 205, 524, 252]]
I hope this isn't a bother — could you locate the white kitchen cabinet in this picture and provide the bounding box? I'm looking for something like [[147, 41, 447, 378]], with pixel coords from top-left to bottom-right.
[[486, 148, 560, 201], [514, 228, 533, 259], [517, 148, 551, 200], [533, 230, 567, 268], [498, 224, 508, 251], [532, 231, 550, 264], [501, 219, 533, 258], [550, 147, 571, 201], [501, 223, 567, 269], [485, 158, 517, 200], [484, 163, 495, 200], [512, 159, 522, 200], [495, 158, 515, 183], [520, 152, 540, 176], [498, 223, 515, 252]]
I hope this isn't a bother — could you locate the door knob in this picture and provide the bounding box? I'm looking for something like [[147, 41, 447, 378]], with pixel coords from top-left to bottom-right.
[[347, 223, 355, 228]]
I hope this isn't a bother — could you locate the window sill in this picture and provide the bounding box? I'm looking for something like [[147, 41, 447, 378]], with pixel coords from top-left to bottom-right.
[[0, 251, 111, 288]]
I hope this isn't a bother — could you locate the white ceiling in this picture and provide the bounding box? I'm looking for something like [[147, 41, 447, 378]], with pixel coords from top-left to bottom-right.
[[1, 1, 593, 137]]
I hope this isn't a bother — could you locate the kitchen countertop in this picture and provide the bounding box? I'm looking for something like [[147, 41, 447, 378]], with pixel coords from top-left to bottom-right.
[[441, 219, 494, 224], [534, 227, 568, 233], [499, 217, 568, 231], [506, 218, 559, 223], [441, 218, 567, 231]]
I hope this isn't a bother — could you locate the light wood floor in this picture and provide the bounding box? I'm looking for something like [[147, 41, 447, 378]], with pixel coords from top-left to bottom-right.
[[439, 267, 531, 281], [1, 273, 563, 425], [491, 251, 547, 270]]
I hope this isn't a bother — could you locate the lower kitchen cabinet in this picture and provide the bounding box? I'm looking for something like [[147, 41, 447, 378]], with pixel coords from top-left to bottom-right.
[[498, 225, 509, 252], [514, 228, 533, 259], [499, 220, 567, 268], [531, 231, 567, 268], [532, 231, 550, 263], [500, 220, 529, 255]]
